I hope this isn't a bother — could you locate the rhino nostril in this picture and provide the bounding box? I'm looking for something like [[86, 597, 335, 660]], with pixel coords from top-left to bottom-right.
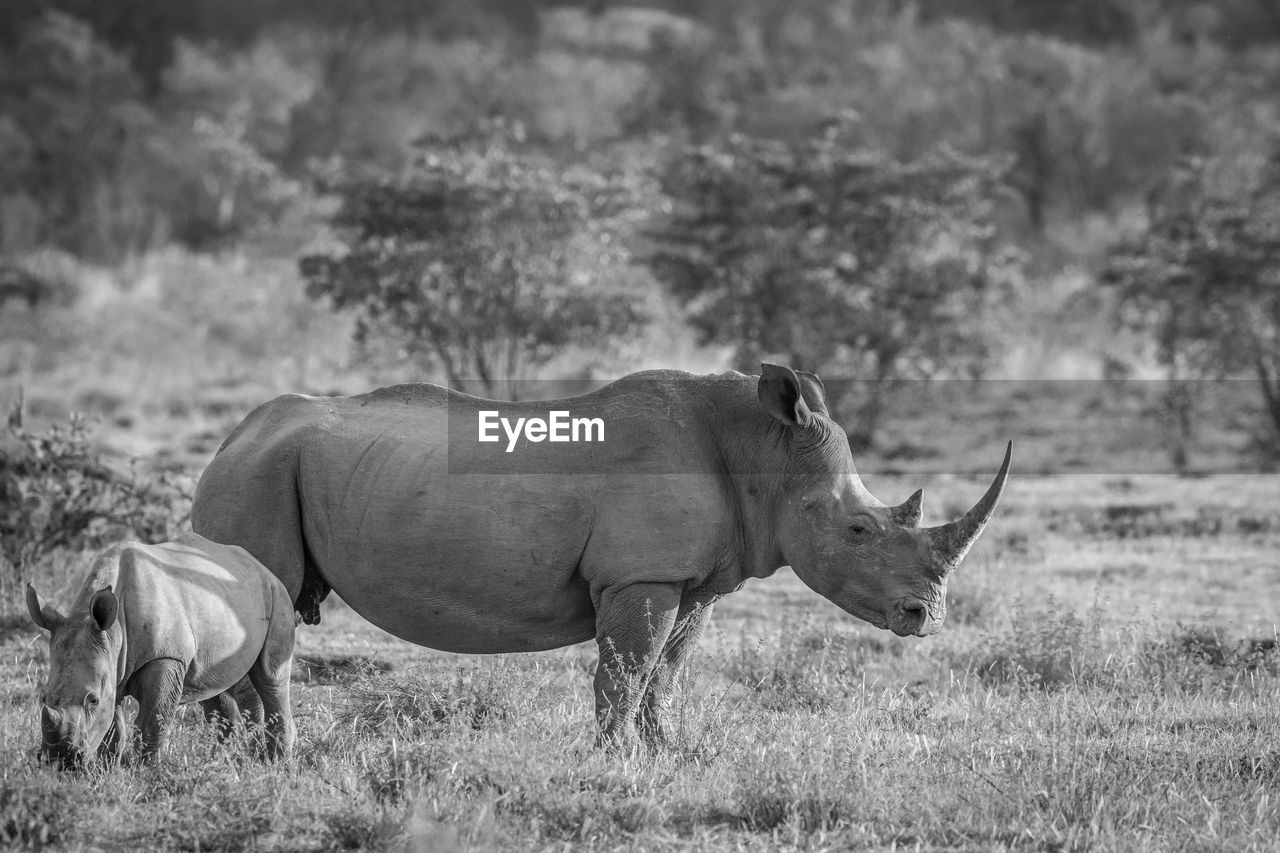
[[900, 600, 926, 617]]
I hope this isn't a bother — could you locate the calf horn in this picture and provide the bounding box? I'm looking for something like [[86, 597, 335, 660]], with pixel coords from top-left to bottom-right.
[[924, 442, 1011, 573]]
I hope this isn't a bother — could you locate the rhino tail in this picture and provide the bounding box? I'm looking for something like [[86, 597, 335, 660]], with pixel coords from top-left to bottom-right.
[[296, 563, 330, 626], [294, 468, 330, 626]]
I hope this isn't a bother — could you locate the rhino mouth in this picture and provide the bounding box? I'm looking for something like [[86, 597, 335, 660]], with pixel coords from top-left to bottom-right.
[[41, 728, 90, 771], [40, 743, 87, 771], [888, 598, 938, 638]]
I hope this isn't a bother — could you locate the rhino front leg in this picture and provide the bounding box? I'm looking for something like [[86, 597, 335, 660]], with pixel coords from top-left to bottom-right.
[[593, 582, 681, 751], [638, 597, 716, 752], [126, 658, 186, 761]]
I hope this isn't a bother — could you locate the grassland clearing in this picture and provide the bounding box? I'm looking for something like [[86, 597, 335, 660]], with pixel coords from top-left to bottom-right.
[[4, 468, 1280, 851], [4, 261, 1280, 849]]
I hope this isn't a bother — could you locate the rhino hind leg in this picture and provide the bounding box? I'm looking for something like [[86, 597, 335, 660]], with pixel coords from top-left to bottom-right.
[[247, 607, 296, 761], [297, 566, 331, 625], [199, 694, 237, 738], [200, 675, 263, 739]]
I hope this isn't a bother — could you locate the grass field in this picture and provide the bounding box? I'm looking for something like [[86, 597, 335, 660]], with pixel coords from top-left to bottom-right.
[[4, 266, 1280, 850], [4, 467, 1280, 851]]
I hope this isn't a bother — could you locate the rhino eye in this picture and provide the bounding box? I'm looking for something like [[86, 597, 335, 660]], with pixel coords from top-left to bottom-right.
[[84, 692, 99, 712], [848, 514, 879, 540]]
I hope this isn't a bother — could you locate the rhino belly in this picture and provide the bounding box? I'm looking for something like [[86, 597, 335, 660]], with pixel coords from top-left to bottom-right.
[[177, 605, 272, 702], [331, 550, 597, 653], [308, 489, 599, 654]]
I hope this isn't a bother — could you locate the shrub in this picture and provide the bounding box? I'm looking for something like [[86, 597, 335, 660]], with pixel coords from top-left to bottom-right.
[[963, 597, 1107, 691], [0, 408, 189, 594], [1137, 623, 1280, 691]]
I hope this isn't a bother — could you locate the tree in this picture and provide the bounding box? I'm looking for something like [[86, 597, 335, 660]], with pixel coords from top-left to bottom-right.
[[1103, 152, 1280, 461], [648, 125, 1021, 448], [301, 122, 649, 398]]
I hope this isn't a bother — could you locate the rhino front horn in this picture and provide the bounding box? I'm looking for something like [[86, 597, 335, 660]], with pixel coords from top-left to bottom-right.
[[924, 442, 1011, 573]]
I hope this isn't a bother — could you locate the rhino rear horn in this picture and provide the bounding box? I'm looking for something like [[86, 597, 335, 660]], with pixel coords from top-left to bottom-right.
[[890, 490, 923, 527], [924, 442, 1011, 573]]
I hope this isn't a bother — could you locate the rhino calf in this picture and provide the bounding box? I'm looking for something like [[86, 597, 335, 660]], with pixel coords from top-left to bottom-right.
[[26, 531, 296, 769]]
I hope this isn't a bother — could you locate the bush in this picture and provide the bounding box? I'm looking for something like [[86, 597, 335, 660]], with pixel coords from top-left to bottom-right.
[[1137, 623, 1280, 692], [0, 407, 188, 592], [963, 597, 1106, 691]]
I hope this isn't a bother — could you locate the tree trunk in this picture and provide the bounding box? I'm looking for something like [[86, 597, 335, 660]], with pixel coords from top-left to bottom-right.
[[1255, 358, 1280, 455]]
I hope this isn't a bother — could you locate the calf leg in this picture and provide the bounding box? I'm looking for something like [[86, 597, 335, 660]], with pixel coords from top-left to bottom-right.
[[199, 675, 263, 740], [593, 582, 681, 751], [199, 693, 239, 740], [124, 658, 186, 761], [638, 597, 716, 752], [246, 617, 295, 761], [233, 677, 266, 728]]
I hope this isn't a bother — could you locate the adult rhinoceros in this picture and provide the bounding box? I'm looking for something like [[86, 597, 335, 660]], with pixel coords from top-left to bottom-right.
[[192, 364, 1009, 749]]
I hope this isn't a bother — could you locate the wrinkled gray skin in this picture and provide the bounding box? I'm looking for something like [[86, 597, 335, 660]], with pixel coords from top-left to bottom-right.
[[26, 532, 296, 769], [193, 364, 1009, 751]]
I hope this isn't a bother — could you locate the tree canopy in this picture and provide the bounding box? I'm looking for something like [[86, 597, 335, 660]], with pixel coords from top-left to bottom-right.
[[301, 123, 649, 397], [648, 126, 1021, 445]]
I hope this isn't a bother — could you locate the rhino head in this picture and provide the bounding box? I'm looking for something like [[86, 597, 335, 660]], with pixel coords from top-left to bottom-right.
[[758, 364, 1010, 638], [26, 584, 131, 770]]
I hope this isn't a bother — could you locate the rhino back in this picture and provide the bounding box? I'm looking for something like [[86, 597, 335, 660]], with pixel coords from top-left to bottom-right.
[[116, 533, 282, 702]]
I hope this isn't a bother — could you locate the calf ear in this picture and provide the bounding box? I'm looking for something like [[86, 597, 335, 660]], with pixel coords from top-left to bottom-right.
[[90, 587, 118, 632], [26, 585, 64, 632], [758, 363, 813, 428]]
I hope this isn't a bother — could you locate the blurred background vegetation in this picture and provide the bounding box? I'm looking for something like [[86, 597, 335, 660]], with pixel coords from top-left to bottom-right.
[[2, 0, 1280, 515]]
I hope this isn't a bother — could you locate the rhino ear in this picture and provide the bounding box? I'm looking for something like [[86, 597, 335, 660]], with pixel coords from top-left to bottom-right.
[[794, 371, 830, 417], [758, 363, 814, 428], [26, 584, 64, 632], [89, 587, 118, 632]]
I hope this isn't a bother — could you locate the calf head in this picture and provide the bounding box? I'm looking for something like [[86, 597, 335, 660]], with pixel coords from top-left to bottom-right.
[[26, 584, 126, 770], [759, 364, 1010, 638]]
